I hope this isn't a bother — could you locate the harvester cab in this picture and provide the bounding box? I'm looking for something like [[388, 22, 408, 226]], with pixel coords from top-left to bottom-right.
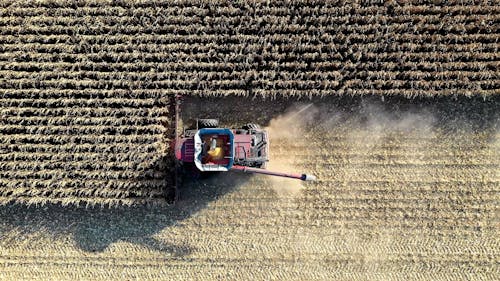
[[170, 96, 316, 201], [195, 128, 234, 172]]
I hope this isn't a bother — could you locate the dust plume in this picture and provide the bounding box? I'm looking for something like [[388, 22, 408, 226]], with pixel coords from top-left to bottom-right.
[[265, 103, 318, 140], [264, 103, 319, 196], [357, 100, 436, 145], [262, 99, 438, 196]]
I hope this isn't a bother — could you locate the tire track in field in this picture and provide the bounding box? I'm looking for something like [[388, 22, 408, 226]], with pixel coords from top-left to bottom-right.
[[186, 98, 498, 279]]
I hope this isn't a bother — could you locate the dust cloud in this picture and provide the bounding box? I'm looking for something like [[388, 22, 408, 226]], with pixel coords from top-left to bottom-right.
[[355, 101, 437, 170], [264, 103, 319, 196], [262, 99, 437, 196], [362, 101, 435, 131]]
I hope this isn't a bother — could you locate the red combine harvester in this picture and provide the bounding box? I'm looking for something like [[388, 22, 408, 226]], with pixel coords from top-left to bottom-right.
[[170, 96, 316, 201]]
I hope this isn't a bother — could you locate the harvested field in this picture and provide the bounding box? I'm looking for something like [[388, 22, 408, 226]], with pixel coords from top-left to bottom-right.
[[0, 95, 499, 280]]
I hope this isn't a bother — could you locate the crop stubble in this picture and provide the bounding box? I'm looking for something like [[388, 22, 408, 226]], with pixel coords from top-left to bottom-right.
[[0, 95, 498, 280]]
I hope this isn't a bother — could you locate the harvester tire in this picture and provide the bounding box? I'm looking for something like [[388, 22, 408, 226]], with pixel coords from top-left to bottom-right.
[[243, 123, 260, 130], [198, 119, 219, 128]]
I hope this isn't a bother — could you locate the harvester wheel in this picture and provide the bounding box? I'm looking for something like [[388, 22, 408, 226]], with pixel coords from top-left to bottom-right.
[[198, 119, 219, 128], [242, 123, 260, 130]]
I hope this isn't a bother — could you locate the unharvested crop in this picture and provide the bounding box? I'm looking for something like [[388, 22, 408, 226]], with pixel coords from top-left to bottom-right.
[[0, 1, 498, 98]]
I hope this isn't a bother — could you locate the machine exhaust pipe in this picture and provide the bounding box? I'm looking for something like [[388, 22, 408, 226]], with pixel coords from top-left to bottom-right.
[[231, 165, 316, 181]]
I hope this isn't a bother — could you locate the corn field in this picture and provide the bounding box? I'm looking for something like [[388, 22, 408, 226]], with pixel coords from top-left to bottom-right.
[[1, 0, 499, 205], [0, 0, 499, 279]]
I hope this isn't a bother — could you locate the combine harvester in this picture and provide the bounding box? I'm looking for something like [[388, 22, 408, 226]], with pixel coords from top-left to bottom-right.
[[170, 96, 316, 201]]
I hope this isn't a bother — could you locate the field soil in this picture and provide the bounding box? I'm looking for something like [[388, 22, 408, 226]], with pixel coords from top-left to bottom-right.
[[0, 95, 498, 280]]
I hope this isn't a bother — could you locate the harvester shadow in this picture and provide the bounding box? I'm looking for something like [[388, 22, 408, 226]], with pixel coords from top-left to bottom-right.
[[73, 170, 253, 254], [0, 171, 252, 256], [0, 94, 497, 255]]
